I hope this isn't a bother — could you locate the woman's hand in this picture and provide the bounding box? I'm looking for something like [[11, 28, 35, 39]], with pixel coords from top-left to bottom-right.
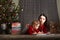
[[38, 31, 44, 34], [46, 32, 50, 34]]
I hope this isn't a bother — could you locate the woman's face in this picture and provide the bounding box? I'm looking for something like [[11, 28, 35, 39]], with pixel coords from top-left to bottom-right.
[[40, 15, 46, 24]]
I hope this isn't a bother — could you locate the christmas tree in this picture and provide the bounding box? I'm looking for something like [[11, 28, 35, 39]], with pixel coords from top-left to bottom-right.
[[0, 0, 20, 23]]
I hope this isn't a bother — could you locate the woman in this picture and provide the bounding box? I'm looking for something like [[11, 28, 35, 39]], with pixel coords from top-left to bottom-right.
[[38, 14, 50, 33]]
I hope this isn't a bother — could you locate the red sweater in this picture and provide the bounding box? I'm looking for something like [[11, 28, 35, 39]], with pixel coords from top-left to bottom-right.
[[38, 25, 47, 33], [27, 25, 39, 35]]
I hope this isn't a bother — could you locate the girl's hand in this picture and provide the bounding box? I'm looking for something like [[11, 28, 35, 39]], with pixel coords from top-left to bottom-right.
[[33, 32, 37, 34]]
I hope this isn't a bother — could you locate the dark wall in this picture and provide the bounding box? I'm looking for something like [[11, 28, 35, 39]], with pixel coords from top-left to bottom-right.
[[19, 0, 59, 27], [40, 0, 59, 22]]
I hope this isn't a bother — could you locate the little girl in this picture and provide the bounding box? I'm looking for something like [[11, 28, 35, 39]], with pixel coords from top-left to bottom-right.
[[27, 20, 40, 35]]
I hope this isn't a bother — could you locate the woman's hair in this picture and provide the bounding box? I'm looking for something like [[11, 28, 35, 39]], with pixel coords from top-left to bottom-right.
[[38, 14, 48, 27], [38, 13, 50, 32]]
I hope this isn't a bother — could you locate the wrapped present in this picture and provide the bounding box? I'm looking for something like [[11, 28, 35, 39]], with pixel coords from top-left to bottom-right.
[[11, 22, 21, 35]]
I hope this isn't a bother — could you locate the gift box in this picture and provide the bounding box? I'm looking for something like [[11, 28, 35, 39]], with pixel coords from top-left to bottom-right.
[[11, 22, 21, 35]]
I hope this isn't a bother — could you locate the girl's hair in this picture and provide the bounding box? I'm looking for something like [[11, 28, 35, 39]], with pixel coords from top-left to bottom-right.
[[31, 20, 39, 26]]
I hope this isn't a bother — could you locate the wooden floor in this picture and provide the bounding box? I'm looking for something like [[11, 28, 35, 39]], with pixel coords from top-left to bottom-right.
[[0, 34, 60, 40]]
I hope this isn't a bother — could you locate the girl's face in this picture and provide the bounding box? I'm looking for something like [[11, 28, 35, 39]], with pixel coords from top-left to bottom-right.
[[40, 15, 46, 24], [34, 21, 40, 29], [35, 24, 40, 29]]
